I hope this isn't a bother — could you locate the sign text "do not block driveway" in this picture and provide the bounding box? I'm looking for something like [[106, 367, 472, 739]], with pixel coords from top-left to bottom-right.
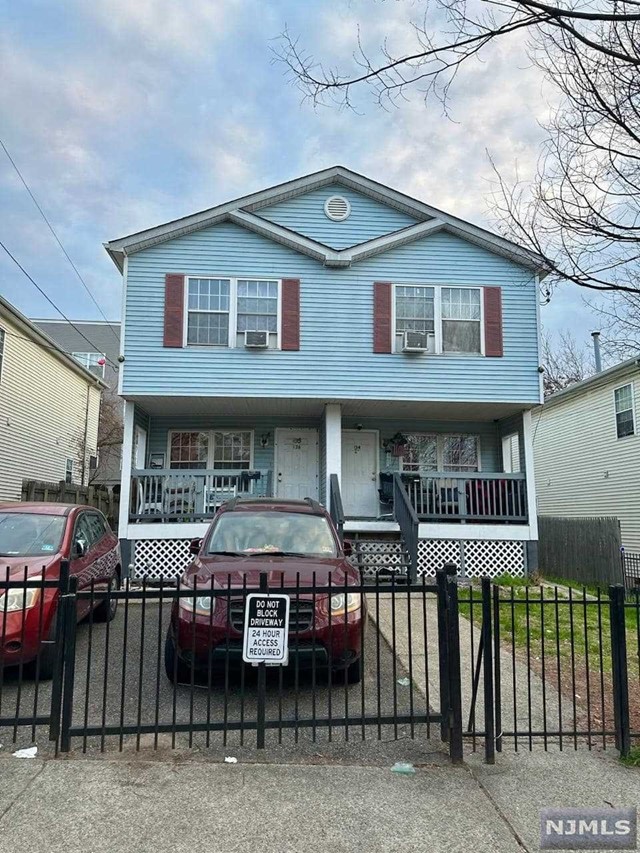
[[242, 594, 290, 664]]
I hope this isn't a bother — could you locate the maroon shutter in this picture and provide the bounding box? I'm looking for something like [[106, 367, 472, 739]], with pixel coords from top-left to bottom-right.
[[373, 282, 393, 353], [484, 287, 503, 357], [281, 278, 300, 351], [163, 274, 185, 347]]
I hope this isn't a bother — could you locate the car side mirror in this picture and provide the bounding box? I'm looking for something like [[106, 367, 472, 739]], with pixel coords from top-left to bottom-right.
[[74, 539, 87, 558], [189, 538, 202, 555], [342, 539, 354, 557]]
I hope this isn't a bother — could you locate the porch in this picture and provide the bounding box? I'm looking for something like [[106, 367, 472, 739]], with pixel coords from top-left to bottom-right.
[[118, 397, 538, 580]]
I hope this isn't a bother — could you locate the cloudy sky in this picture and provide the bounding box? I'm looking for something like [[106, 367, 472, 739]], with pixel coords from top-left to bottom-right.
[[0, 0, 598, 356]]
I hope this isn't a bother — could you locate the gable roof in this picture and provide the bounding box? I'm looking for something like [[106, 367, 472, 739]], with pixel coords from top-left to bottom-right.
[[104, 165, 548, 274], [538, 356, 640, 412], [0, 295, 107, 389]]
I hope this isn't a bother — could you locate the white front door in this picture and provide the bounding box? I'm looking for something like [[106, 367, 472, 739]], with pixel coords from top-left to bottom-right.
[[341, 430, 379, 517], [275, 428, 319, 500]]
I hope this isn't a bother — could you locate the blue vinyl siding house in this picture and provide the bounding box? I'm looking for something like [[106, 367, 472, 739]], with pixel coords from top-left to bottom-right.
[[106, 167, 544, 580]]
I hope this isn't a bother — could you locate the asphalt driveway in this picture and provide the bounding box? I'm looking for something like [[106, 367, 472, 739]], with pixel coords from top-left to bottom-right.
[[1, 595, 444, 762]]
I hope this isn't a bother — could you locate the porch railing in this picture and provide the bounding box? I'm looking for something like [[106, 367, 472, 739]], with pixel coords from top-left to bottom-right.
[[393, 473, 419, 580], [402, 471, 528, 523], [130, 469, 272, 522], [329, 473, 345, 543]]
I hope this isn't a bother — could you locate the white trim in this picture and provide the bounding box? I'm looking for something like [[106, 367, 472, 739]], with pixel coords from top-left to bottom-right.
[[119, 401, 135, 538], [324, 404, 342, 500], [166, 428, 255, 470], [127, 519, 534, 541], [118, 255, 128, 396], [613, 382, 636, 439], [417, 522, 534, 541], [392, 283, 485, 356], [535, 272, 544, 404], [129, 523, 210, 539], [183, 275, 281, 350], [521, 410, 538, 540]]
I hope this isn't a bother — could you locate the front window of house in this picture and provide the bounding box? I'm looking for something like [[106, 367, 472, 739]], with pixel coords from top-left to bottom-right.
[[400, 433, 480, 472], [394, 285, 482, 354], [441, 288, 481, 354], [395, 286, 435, 340], [186, 278, 231, 346], [614, 384, 635, 438], [236, 280, 278, 334], [186, 277, 280, 348], [169, 430, 253, 470], [212, 431, 252, 470], [169, 432, 209, 469]]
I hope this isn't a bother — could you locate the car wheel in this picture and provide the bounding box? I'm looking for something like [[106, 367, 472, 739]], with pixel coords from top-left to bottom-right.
[[164, 632, 191, 685], [333, 657, 363, 685], [345, 657, 363, 684], [93, 574, 120, 623]]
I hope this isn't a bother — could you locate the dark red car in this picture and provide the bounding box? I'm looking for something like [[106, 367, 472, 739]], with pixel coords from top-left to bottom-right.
[[165, 498, 366, 684], [0, 503, 121, 678]]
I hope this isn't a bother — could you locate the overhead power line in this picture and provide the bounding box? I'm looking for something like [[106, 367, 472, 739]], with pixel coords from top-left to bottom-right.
[[0, 136, 120, 344], [0, 240, 119, 371]]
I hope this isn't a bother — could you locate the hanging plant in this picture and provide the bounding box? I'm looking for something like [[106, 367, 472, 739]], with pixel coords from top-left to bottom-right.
[[383, 432, 409, 456]]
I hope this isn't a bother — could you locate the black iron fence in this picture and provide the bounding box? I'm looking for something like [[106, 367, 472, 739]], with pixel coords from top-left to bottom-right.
[[623, 550, 640, 592], [458, 578, 640, 761], [1, 565, 638, 762]]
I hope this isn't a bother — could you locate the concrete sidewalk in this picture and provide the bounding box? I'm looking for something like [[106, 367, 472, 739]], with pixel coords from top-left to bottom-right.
[[0, 748, 637, 853]]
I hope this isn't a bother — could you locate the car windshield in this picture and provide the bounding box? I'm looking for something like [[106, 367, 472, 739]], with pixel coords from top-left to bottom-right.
[[0, 513, 66, 557], [207, 511, 337, 558]]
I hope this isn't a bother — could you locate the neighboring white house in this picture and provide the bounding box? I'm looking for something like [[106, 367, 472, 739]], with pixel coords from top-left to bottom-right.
[[0, 294, 105, 501], [533, 356, 640, 552]]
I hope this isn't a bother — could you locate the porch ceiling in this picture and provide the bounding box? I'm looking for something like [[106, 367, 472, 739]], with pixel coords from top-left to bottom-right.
[[125, 395, 530, 421]]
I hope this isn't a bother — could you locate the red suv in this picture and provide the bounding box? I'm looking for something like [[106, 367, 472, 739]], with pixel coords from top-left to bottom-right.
[[0, 503, 121, 677], [165, 498, 366, 684]]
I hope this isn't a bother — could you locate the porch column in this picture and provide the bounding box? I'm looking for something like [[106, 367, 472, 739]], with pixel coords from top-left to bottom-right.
[[118, 400, 135, 540], [522, 409, 539, 572], [324, 403, 342, 502]]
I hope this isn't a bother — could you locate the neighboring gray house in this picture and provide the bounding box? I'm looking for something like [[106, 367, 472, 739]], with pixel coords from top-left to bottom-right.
[[533, 356, 640, 552], [32, 319, 122, 487]]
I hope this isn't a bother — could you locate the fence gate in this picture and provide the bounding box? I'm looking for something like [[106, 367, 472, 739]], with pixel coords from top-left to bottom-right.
[[51, 571, 464, 759], [459, 579, 639, 761]]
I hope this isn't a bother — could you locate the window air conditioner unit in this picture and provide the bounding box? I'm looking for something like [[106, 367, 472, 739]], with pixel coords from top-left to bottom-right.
[[402, 331, 434, 353], [244, 330, 269, 348]]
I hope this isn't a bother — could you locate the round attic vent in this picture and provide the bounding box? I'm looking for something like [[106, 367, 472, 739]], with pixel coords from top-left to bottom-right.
[[324, 195, 351, 221]]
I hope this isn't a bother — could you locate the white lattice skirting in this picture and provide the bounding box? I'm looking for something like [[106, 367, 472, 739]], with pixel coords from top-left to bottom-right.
[[417, 539, 526, 578], [132, 536, 526, 580], [133, 539, 193, 580]]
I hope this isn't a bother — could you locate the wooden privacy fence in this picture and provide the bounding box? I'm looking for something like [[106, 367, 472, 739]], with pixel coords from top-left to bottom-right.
[[21, 479, 120, 531], [537, 515, 624, 587]]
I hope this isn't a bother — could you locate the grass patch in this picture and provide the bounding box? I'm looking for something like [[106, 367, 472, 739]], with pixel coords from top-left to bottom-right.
[[459, 582, 639, 675], [620, 746, 640, 768]]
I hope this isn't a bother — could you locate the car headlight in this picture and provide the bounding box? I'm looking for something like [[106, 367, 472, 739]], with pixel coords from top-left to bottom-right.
[[180, 592, 216, 616], [1, 576, 43, 613], [330, 592, 361, 617]]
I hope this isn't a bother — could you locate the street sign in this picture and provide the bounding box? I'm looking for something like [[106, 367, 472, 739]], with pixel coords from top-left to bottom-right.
[[242, 593, 290, 665]]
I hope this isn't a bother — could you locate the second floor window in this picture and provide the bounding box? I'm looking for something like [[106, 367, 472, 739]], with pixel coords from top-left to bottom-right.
[[614, 384, 635, 438], [186, 277, 280, 348], [394, 285, 483, 355], [187, 278, 230, 346]]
